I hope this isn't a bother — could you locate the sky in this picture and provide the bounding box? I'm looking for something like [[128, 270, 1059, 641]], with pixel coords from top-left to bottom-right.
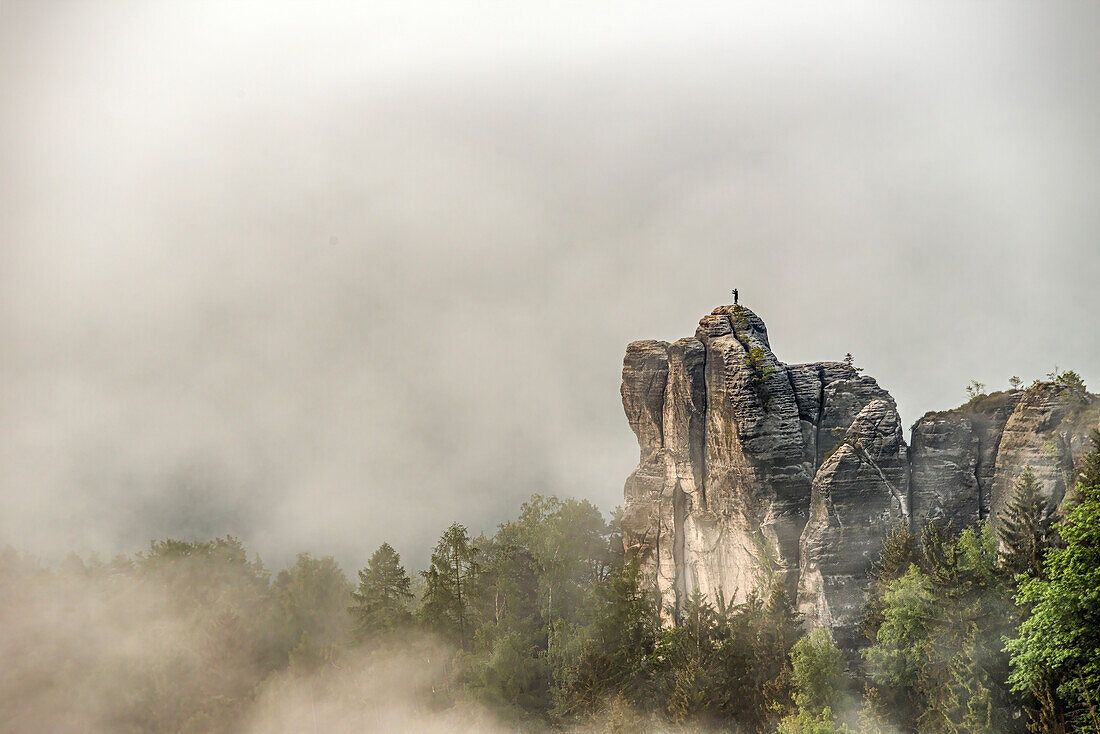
[[2, 1, 1098, 571]]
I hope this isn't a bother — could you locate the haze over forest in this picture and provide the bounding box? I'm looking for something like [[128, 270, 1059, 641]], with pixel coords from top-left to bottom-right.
[[3, 0, 1099, 573]]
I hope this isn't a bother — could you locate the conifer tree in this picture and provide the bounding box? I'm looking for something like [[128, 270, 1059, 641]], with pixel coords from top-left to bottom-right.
[[863, 522, 920, 639], [349, 542, 413, 642], [1007, 434, 1100, 732], [842, 352, 863, 377], [420, 523, 479, 647], [865, 525, 1017, 733], [777, 629, 855, 733], [998, 465, 1048, 579]]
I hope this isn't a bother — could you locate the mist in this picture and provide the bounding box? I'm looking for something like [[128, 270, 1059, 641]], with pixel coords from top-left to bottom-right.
[[2, 0, 1098, 573]]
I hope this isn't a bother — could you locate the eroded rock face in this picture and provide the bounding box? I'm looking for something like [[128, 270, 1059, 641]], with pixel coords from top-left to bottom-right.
[[621, 306, 908, 632], [910, 412, 982, 528], [797, 399, 909, 651], [988, 385, 1100, 523], [910, 391, 1022, 528], [620, 340, 671, 610], [690, 307, 811, 600], [621, 306, 1098, 650], [909, 387, 1099, 532]]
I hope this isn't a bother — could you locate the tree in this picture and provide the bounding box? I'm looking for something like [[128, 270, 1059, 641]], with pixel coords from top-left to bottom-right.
[[1047, 368, 1087, 393], [1079, 430, 1100, 491], [550, 558, 659, 721], [514, 495, 611, 630], [420, 523, 479, 647], [966, 380, 987, 401], [1007, 435, 1100, 731], [864, 565, 933, 697], [777, 629, 853, 733], [459, 523, 550, 717], [274, 553, 352, 667], [349, 543, 413, 642], [864, 525, 1017, 733], [863, 522, 919, 639], [1009, 375, 1023, 391], [716, 581, 803, 731], [842, 353, 863, 378], [997, 466, 1050, 579]]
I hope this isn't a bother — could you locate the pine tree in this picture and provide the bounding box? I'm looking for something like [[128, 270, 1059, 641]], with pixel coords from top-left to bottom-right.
[[419, 523, 479, 647], [549, 558, 659, 721], [865, 525, 1017, 733], [349, 542, 413, 642], [788, 629, 848, 717], [862, 523, 919, 657], [998, 465, 1048, 579], [875, 522, 919, 581], [1007, 436, 1100, 732], [842, 353, 863, 377]]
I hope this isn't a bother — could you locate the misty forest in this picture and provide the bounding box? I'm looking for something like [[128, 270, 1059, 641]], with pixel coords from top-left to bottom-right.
[[5, 2, 1100, 734], [4, 368, 1100, 733]]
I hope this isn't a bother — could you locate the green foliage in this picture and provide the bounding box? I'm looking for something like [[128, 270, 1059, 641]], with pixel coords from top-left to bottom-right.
[[744, 345, 777, 407], [551, 558, 659, 720], [449, 495, 616, 722], [643, 580, 802, 730], [856, 686, 895, 734], [863, 522, 920, 639], [864, 523, 1019, 733], [350, 542, 413, 642], [1006, 434, 1100, 731], [21, 477, 1100, 732], [1080, 430, 1100, 491], [514, 494, 613, 628], [966, 380, 987, 401], [273, 553, 351, 669], [729, 303, 748, 330], [998, 466, 1052, 580], [745, 345, 776, 381], [1047, 367, 1087, 393], [137, 536, 270, 613], [864, 565, 934, 692], [1010, 375, 1023, 391], [419, 522, 480, 648], [842, 352, 863, 377], [778, 628, 853, 734], [789, 629, 848, 716], [777, 707, 854, 734]]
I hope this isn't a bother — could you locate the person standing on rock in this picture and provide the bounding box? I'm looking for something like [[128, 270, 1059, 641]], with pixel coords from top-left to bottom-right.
[[732, 288, 739, 305]]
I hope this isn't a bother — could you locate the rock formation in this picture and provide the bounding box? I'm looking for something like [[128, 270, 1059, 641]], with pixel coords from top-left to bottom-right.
[[622, 305, 1099, 650], [909, 391, 1021, 528], [912, 384, 1099, 529]]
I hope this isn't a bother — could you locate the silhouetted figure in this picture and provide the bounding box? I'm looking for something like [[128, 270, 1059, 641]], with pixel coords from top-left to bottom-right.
[[731, 288, 739, 305]]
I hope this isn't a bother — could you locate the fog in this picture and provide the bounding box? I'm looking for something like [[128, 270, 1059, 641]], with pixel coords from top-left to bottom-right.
[[2, 1, 1098, 570]]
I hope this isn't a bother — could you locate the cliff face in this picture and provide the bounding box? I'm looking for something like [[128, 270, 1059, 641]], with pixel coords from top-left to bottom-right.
[[911, 385, 1099, 529], [622, 305, 1099, 647]]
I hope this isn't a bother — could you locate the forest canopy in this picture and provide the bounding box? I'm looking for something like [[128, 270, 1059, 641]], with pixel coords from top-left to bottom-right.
[[3, 435, 1099, 733]]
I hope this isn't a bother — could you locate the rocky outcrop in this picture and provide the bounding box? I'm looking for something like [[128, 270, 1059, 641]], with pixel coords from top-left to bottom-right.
[[909, 391, 1022, 529], [988, 385, 1099, 523], [622, 305, 1098, 648], [798, 399, 909, 652], [622, 306, 908, 640], [909, 387, 1098, 531]]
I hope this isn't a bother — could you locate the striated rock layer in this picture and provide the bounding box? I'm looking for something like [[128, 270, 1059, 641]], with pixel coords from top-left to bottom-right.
[[622, 305, 1099, 649], [911, 385, 1100, 530]]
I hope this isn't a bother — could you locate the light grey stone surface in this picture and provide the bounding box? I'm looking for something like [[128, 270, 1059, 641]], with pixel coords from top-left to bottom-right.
[[621, 307, 1097, 651]]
